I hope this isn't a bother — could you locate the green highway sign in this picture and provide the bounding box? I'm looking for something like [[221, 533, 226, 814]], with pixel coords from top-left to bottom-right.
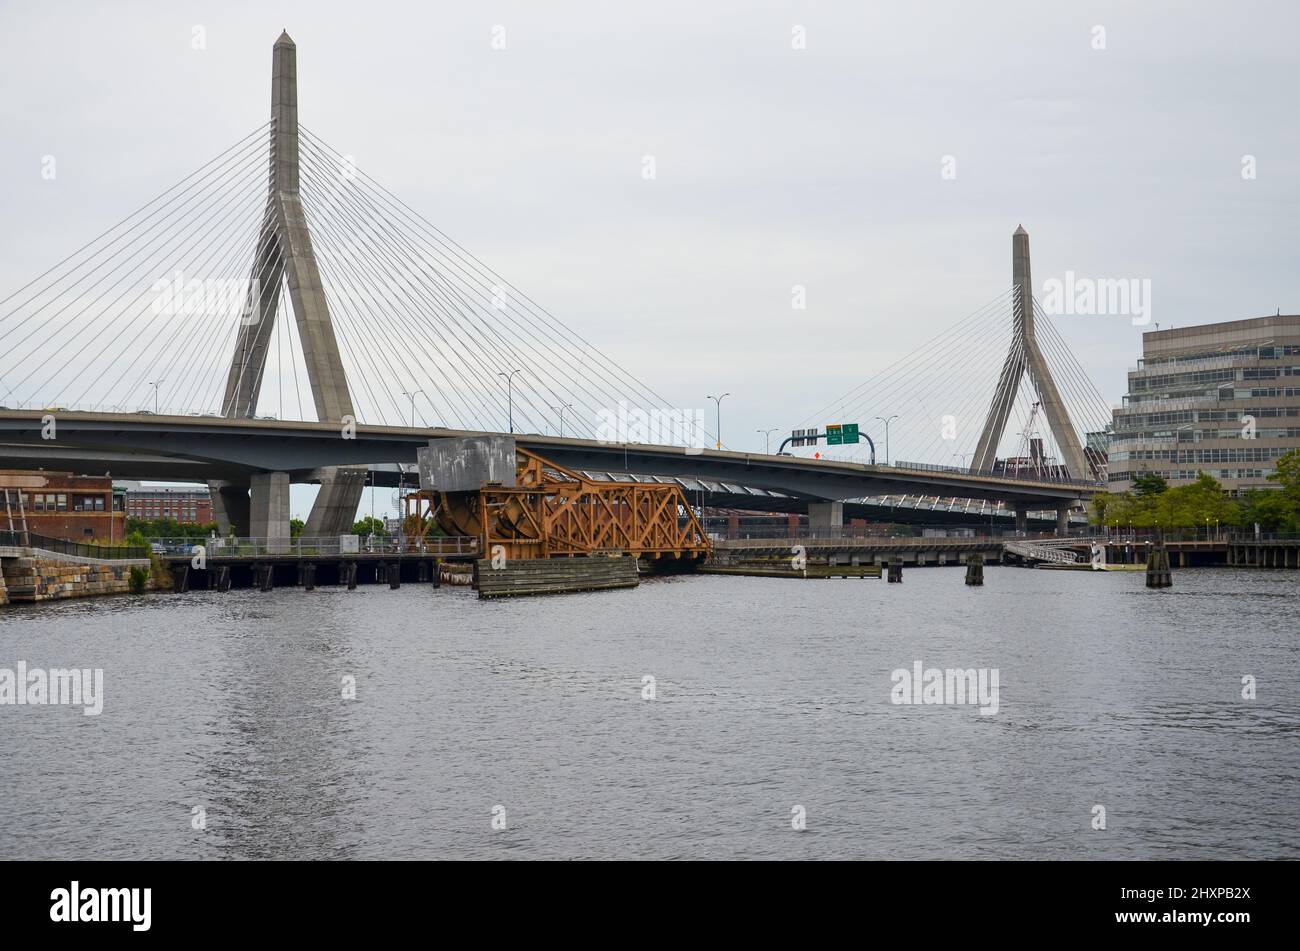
[[825, 422, 859, 446]]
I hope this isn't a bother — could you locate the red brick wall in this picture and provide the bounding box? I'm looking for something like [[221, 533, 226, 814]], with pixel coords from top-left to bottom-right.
[[18, 511, 127, 543]]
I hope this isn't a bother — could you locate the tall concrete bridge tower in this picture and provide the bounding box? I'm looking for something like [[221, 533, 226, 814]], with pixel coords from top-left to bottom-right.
[[211, 32, 365, 538], [970, 226, 1088, 479]]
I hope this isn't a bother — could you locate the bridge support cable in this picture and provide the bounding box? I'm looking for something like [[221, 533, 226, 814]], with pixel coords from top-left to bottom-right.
[[0, 123, 270, 319], [1, 131, 270, 383], [909, 314, 1028, 467], [292, 164, 474, 425], [297, 125, 699, 440], [794, 288, 1022, 464], [297, 134, 624, 437], [293, 147, 528, 428], [171, 222, 290, 416], [91, 186, 288, 414], [1031, 298, 1116, 433], [298, 129, 667, 437], [0, 128, 275, 412], [795, 287, 1018, 433]]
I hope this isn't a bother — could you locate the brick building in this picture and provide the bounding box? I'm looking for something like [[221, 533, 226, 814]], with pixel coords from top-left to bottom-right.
[[0, 470, 127, 542], [120, 483, 214, 524]]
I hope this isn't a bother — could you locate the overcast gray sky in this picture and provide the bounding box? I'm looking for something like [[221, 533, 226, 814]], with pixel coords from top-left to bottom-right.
[[2, 1, 1297, 512]]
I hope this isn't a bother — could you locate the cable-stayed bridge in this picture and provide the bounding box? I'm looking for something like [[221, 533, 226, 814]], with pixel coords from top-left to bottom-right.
[[0, 32, 1109, 539]]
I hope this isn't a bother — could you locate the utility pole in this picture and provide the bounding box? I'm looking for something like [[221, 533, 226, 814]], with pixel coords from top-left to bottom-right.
[[757, 428, 778, 454]]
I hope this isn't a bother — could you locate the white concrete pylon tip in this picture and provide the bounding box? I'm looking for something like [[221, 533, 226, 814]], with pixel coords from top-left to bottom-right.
[[276, 30, 294, 46], [1014, 224, 1027, 235]]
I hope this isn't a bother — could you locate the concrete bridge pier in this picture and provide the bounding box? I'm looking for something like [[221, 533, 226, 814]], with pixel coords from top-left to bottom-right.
[[211, 479, 253, 535], [304, 466, 367, 537], [1014, 504, 1028, 534], [808, 501, 843, 532], [1055, 506, 1070, 536], [250, 471, 291, 551]]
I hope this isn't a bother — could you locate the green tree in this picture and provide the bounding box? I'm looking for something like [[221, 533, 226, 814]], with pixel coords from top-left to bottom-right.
[[1131, 469, 1168, 498], [1091, 490, 1133, 526], [352, 516, 388, 537], [1153, 472, 1237, 533], [1267, 448, 1300, 501], [1239, 488, 1297, 533], [290, 518, 305, 538], [126, 517, 218, 540]]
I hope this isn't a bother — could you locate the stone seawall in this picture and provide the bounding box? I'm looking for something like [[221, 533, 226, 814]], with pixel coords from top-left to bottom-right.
[[0, 555, 151, 603], [474, 555, 639, 598]]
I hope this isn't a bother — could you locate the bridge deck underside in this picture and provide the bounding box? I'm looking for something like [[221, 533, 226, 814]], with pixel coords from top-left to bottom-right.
[[0, 413, 1097, 525]]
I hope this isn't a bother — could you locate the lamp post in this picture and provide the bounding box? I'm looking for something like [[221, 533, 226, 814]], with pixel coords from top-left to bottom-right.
[[874, 414, 899, 465], [757, 428, 779, 454], [402, 388, 426, 427], [497, 369, 522, 433], [148, 379, 164, 414], [952, 452, 967, 470], [551, 403, 574, 437], [707, 393, 729, 450]]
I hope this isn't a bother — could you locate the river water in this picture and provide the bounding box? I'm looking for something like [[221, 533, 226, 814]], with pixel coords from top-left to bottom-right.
[[1, 566, 1296, 860]]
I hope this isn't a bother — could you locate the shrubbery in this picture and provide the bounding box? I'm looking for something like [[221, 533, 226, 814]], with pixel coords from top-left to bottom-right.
[[1092, 449, 1300, 533]]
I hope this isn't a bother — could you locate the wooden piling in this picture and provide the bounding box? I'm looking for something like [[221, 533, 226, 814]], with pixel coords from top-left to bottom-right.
[[1146, 543, 1172, 588], [965, 553, 984, 586]]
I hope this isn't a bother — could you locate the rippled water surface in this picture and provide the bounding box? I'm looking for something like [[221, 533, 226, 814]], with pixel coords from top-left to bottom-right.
[[1, 567, 1296, 859]]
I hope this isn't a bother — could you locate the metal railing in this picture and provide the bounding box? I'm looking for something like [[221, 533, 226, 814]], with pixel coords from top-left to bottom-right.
[[0, 530, 149, 560], [1004, 540, 1082, 564], [891, 460, 1103, 488], [146, 535, 479, 558]]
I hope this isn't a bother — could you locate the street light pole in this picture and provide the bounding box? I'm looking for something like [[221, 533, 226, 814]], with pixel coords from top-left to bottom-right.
[[707, 393, 730, 450], [874, 414, 899, 465], [149, 379, 164, 414], [402, 389, 426, 427], [757, 428, 779, 454], [551, 403, 574, 437], [497, 369, 522, 433]]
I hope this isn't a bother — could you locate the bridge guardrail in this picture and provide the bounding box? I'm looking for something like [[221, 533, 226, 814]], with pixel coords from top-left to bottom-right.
[[891, 460, 1104, 489], [708, 527, 1068, 542], [0, 530, 148, 560]]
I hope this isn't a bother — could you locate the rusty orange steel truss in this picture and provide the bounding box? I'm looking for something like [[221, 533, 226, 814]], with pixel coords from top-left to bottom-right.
[[403, 447, 710, 562]]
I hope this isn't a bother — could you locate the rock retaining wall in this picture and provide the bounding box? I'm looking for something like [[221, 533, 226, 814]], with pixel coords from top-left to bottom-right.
[[0, 556, 150, 603]]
